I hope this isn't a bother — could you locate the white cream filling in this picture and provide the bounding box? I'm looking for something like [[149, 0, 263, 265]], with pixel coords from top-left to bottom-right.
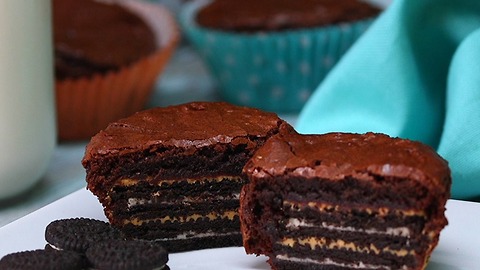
[[275, 255, 407, 270], [157, 230, 240, 241], [286, 218, 411, 237], [46, 243, 62, 251]]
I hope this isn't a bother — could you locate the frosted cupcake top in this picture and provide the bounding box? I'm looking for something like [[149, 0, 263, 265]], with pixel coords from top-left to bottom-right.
[[196, 0, 381, 32]]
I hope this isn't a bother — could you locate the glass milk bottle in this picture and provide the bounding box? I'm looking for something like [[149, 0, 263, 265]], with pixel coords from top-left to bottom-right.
[[0, 1, 56, 200]]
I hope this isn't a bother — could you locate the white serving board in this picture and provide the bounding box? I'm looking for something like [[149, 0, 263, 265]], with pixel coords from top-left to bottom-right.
[[0, 188, 478, 269]]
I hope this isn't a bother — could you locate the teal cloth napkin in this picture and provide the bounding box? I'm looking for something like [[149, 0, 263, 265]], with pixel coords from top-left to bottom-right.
[[296, 0, 480, 200]]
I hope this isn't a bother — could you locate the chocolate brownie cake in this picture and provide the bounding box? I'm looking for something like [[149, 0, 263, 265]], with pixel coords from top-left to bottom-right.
[[82, 102, 293, 252], [53, 0, 156, 79], [240, 132, 451, 270], [196, 0, 381, 32]]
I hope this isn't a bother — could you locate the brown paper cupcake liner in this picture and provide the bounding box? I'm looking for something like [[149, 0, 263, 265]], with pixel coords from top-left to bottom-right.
[[56, 0, 179, 141]]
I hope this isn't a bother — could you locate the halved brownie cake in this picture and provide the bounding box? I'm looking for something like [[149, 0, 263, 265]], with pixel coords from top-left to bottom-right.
[[240, 132, 451, 270], [82, 102, 293, 252]]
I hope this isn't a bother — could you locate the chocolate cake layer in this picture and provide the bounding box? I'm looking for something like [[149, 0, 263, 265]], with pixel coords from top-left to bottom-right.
[[83, 102, 293, 252], [196, 0, 381, 32], [240, 132, 451, 270]]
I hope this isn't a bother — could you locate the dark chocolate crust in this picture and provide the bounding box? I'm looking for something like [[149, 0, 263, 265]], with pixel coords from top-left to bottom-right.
[[83, 102, 291, 195], [53, 0, 156, 79], [240, 132, 451, 270], [244, 132, 451, 191], [196, 0, 381, 32], [83, 101, 286, 158]]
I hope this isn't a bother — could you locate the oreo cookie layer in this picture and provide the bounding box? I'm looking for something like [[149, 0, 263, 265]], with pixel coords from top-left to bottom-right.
[[45, 218, 123, 253], [0, 249, 87, 270]]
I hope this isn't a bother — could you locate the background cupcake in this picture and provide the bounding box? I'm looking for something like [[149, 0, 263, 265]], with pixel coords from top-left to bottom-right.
[[180, 0, 381, 113], [54, 0, 179, 141]]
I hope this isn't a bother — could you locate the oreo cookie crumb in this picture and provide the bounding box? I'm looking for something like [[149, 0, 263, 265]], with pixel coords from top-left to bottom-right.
[[86, 239, 169, 270], [45, 218, 123, 253], [0, 249, 86, 270]]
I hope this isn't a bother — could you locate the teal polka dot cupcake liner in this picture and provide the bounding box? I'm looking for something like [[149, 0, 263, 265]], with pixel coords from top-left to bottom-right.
[[180, 0, 376, 113]]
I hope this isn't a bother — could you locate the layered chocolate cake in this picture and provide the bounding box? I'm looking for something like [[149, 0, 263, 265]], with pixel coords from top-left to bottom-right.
[[53, 0, 156, 79], [240, 132, 451, 270], [196, 0, 381, 32], [82, 102, 293, 252]]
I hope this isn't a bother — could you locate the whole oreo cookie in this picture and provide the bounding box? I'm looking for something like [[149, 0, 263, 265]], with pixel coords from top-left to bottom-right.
[[45, 218, 122, 253], [86, 239, 169, 270], [0, 249, 86, 270]]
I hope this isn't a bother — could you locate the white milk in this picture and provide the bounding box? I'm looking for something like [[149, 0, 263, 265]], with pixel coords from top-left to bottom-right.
[[0, 1, 56, 200]]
